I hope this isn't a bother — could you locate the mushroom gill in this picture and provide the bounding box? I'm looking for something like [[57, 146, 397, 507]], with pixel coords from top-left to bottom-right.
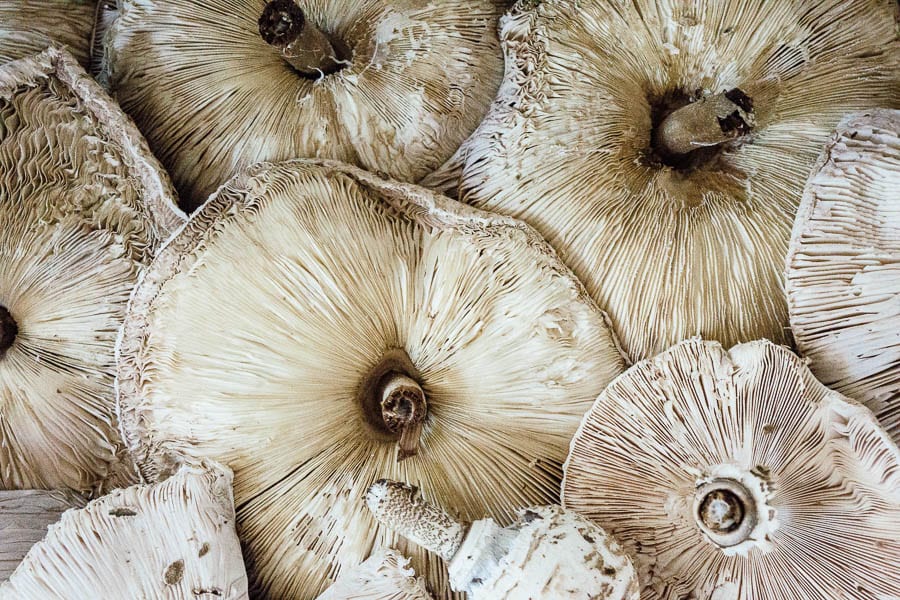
[[0, 0, 96, 67], [115, 160, 625, 598], [427, 0, 900, 361], [104, 0, 505, 210], [0, 48, 183, 491]]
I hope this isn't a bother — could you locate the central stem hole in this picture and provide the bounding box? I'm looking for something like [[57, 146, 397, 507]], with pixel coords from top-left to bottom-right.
[[0, 305, 18, 357], [698, 488, 745, 534], [258, 0, 351, 79]]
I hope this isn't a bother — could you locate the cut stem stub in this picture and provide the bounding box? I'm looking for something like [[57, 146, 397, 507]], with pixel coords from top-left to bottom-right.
[[0, 305, 18, 357], [379, 373, 428, 461], [366, 479, 466, 561], [654, 88, 755, 157], [258, 0, 343, 77], [693, 478, 757, 548]]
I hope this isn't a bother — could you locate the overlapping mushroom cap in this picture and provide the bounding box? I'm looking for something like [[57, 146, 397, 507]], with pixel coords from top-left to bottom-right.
[[562, 339, 900, 600], [0, 490, 85, 581], [0, 462, 248, 599], [315, 550, 433, 600], [116, 160, 625, 598], [786, 109, 899, 444], [430, 0, 900, 361], [104, 0, 505, 209], [0, 0, 96, 66], [0, 48, 183, 491]]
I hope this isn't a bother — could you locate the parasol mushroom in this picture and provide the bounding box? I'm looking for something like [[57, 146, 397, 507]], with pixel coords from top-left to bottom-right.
[[103, 0, 505, 210], [785, 109, 900, 444], [366, 479, 639, 600], [0, 490, 86, 581], [0, 0, 96, 67], [0, 462, 249, 599], [315, 549, 434, 600], [115, 159, 626, 598], [426, 0, 900, 361], [562, 338, 900, 600], [0, 47, 184, 491]]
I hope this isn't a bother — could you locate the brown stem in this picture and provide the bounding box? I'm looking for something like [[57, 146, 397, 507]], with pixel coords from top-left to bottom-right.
[[0, 305, 18, 358], [654, 88, 755, 157], [258, 0, 341, 77], [379, 373, 427, 462]]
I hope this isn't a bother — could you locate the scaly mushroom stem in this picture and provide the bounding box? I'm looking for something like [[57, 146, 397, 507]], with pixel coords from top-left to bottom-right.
[[366, 479, 466, 561], [655, 88, 755, 157], [0, 305, 18, 357], [379, 373, 427, 461], [258, 0, 341, 77]]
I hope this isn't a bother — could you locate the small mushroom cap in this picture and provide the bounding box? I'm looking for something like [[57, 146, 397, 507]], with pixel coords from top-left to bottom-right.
[[0, 0, 96, 67], [450, 506, 639, 600], [0, 490, 86, 581], [315, 549, 434, 600], [431, 0, 900, 360], [116, 159, 625, 598], [562, 338, 900, 600], [786, 109, 900, 444], [104, 0, 505, 209], [0, 47, 183, 491], [0, 462, 248, 599]]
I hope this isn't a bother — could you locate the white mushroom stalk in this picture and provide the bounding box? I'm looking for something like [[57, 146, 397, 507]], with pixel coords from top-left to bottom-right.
[[427, 0, 900, 361], [0, 490, 85, 581], [314, 549, 434, 600], [786, 109, 900, 444], [563, 338, 900, 600], [104, 0, 505, 209], [0, 463, 248, 599], [0, 47, 183, 492], [115, 159, 625, 598], [366, 479, 639, 600]]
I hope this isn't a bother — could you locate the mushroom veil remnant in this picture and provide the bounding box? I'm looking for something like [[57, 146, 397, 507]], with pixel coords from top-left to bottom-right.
[[0, 463, 249, 599], [0, 0, 96, 66], [563, 339, 900, 600], [786, 109, 900, 444], [366, 479, 639, 600], [0, 47, 184, 491], [315, 549, 434, 600], [116, 160, 625, 598], [104, 0, 505, 209], [427, 0, 900, 360], [0, 490, 86, 581]]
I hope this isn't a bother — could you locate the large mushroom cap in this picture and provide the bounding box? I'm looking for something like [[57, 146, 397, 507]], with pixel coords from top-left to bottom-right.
[[0, 462, 249, 599], [116, 160, 625, 598], [0, 0, 96, 67], [0, 48, 183, 491], [431, 0, 900, 361], [786, 109, 900, 444], [562, 338, 900, 600], [0, 490, 85, 581], [104, 0, 505, 210], [315, 549, 434, 600]]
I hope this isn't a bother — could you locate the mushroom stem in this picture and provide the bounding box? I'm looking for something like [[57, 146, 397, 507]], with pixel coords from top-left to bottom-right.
[[366, 479, 466, 562], [379, 373, 427, 461], [258, 0, 342, 77], [654, 88, 755, 157], [0, 305, 18, 357], [694, 478, 757, 548]]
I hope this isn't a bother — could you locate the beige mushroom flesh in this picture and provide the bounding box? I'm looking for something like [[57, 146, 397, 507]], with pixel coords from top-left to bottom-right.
[[426, 0, 900, 361], [563, 339, 900, 600], [115, 160, 625, 598], [0, 47, 183, 492], [0, 490, 85, 581], [786, 109, 900, 444], [315, 549, 434, 600], [0, 0, 96, 67], [0, 463, 248, 599], [366, 479, 639, 600], [103, 0, 505, 209]]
